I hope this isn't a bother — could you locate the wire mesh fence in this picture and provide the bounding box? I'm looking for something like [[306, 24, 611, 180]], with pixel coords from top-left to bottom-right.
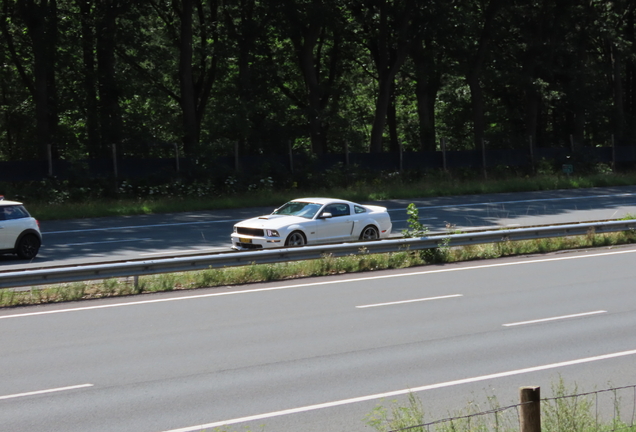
[[380, 384, 636, 432]]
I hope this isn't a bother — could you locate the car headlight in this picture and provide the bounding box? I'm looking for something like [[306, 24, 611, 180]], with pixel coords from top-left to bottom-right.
[[266, 229, 280, 237]]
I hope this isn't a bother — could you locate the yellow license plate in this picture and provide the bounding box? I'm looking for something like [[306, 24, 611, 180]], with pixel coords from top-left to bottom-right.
[[239, 237, 252, 244]]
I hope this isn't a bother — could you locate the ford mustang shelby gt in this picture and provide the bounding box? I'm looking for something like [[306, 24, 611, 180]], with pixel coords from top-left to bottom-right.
[[231, 198, 392, 250]]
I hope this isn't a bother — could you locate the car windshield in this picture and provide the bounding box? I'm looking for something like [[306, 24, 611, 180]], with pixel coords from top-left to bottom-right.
[[272, 201, 323, 219]]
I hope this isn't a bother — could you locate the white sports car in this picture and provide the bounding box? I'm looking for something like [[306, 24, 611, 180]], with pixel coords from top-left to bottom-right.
[[231, 198, 393, 250]]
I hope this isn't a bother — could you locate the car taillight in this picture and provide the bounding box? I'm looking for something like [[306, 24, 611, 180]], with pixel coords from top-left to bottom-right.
[[36, 220, 40, 228]]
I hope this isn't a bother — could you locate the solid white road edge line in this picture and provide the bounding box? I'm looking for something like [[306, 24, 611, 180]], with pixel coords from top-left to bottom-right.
[[503, 310, 607, 327], [0, 384, 93, 401], [356, 294, 463, 308], [60, 238, 152, 246], [2, 248, 635, 321], [139, 248, 229, 256], [160, 349, 636, 432]]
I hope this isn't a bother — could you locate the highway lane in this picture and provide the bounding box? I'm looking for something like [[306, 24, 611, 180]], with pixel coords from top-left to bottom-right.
[[3, 185, 636, 270], [1, 246, 636, 431]]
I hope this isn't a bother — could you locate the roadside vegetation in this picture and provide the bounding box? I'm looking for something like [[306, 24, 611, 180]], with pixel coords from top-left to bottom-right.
[[3, 166, 636, 221], [365, 378, 636, 432]]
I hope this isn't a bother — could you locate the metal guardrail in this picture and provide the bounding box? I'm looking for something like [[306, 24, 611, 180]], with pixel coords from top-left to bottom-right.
[[1, 219, 635, 289]]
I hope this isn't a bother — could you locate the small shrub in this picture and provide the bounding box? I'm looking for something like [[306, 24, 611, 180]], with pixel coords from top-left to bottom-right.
[[402, 203, 430, 238]]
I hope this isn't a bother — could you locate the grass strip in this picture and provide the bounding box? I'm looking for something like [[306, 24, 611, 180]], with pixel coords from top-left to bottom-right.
[[2, 227, 635, 308]]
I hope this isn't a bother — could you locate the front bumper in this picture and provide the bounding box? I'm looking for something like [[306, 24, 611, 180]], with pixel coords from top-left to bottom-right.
[[230, 233, 283, 250]]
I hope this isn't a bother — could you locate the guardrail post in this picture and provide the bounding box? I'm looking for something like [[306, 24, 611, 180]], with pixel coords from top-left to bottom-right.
[[520, 386, 541, 432]]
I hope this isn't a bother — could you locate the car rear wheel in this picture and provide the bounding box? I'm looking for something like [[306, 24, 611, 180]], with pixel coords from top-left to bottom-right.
[[360, 225, 379, 241], [285, 231, 306, 247], [16, 234, 40, 259]]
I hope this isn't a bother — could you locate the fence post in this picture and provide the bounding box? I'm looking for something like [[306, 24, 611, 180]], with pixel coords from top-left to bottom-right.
[[441, 137, 447, 172], [289, 139, 294, 174], [234, 141, 239, 172], [174, 143, 180, 173], [529, 135, 535, 174], [611, 134, 616, 170], [47, 143, 53, 177], [345, 140, 350, 167], [481, 138, 487, 179], [112, 143, 118, 179], [520, 386, 541, 432], [399, 141, 403, 172]]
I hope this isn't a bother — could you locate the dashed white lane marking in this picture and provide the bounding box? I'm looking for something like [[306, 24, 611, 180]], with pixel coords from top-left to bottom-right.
[[356, 294, 462, 309], [60, 238, 152, 246], [503, 310, 607, 327], [160, 349, 636, 432], [0, 384, 93, 401]]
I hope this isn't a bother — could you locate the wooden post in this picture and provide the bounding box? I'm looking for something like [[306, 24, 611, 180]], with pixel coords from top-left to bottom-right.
[[520, 386, 541, 432], [47, 143, 53, 177], [234, 141, 239, 172], [481, 138, 487, 179], [112, 143, 118, 178], [441, 137, 447, 172], [399, 141, 403, 172], [174, 143, 180, 173], [529, 135, 534, 173], [611, 134, 616, 170], [289, 140, 294, 174], [345, 141, 350, 167]]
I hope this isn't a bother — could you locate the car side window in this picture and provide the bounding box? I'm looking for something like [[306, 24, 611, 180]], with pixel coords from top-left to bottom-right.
[[354, 205, 366, 214], [323, 203, 350, 217], [2, 205, 28, 221]]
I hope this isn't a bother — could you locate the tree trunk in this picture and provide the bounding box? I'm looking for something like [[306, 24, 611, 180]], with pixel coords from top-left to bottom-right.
[[78, 0, 99, 157], [19, 0, 57, 159], [368, 0, 412, 153], [611, 41, 625, 142], [464, 0, 503, 150], [411, 43, 441, 152], [370, 73, 394, 153], [291, 2, 329, 155], [96, 1, 123, 157], [178, 0, 198, 155], [387, 81, 399, 153], [467, 72, 486, 150]]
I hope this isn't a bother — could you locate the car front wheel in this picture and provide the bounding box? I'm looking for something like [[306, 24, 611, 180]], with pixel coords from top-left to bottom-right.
[[285, 231, 306, 247], [360, 225, 379, 241], [16, 234, 41, 259]]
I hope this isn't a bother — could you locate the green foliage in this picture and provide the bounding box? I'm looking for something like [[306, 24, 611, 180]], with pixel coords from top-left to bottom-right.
[[2, 0, 636, 166], [366, 393, 426, 432], [366, 379, 636, 432], [402, 203, 430, 238]]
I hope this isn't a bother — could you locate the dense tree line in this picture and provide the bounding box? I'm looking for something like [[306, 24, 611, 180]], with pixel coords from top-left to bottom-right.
[[1, 0, 635, 163]]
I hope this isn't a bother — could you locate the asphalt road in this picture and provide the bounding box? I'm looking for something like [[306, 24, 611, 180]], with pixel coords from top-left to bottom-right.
[[1, 246, 636, 431], [3, 185, 636, 270]]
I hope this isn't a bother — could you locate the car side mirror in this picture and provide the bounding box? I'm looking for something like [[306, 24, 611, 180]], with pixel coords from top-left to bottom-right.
[[319, 212, 332, 219]]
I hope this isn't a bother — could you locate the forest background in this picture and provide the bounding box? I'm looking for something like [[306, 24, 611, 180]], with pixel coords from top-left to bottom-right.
[[1, 0, 635, 174]]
